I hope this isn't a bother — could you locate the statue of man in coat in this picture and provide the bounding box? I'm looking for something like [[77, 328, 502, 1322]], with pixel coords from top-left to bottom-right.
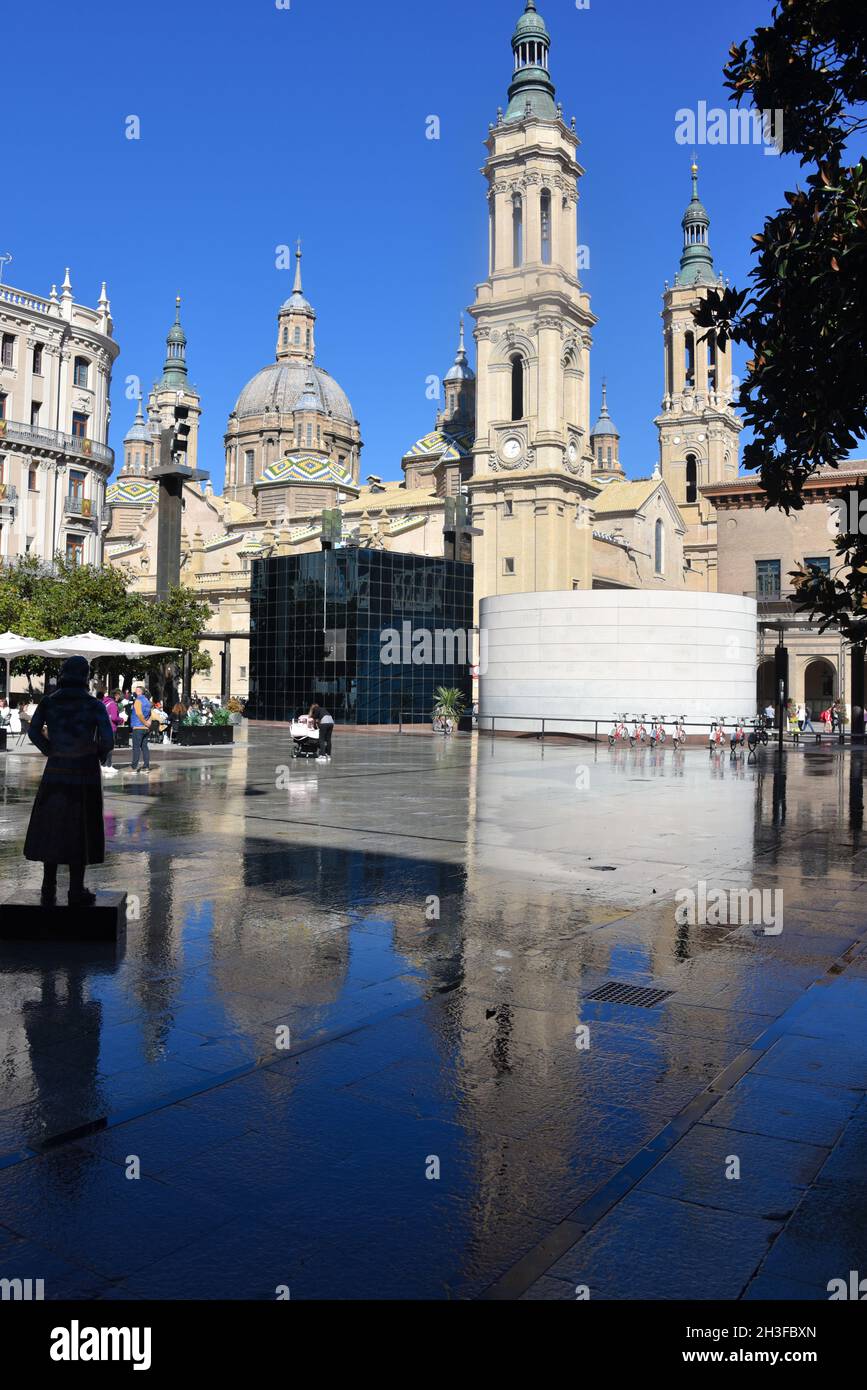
[[24, 655, 114, 906]]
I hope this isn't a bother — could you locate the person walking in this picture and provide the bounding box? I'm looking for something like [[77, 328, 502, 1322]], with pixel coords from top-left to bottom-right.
[[0, 698, 10, 729], [310, 702, 334, 761], [97, 689, 120, 777], [24, 655, 114, 906], [820, 705, 832, 737], [129, 684, 152, 774], [799, 702, 818, 739]]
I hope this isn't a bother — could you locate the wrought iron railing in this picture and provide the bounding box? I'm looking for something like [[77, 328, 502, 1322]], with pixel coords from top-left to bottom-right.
[[0, 418, 113, 466]]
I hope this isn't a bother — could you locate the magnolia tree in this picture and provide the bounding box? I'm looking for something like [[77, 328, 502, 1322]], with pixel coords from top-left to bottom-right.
[[694, 0, 867, 640]]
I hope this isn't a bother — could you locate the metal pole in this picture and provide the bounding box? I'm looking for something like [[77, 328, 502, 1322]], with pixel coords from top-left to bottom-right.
[[778, 678, 785, 756]]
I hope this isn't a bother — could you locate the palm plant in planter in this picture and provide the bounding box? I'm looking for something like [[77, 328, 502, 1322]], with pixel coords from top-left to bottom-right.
[[432, 687, 466, 734]]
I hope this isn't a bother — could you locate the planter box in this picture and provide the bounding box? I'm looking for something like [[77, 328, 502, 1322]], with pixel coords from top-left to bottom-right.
[[173, 725, 234, 746], [0, 729, 6, 751]]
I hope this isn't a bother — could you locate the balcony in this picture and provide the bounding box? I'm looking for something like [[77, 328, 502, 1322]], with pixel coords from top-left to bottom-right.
[[0, 482, 18, 518], [0, 418, 113, 468], [64, 494, 98, 525]]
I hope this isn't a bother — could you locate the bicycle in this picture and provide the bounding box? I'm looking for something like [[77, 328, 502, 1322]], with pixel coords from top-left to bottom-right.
[[730, 716, 747, 752], [648, 714, 667, 745], [709, 716, 727, 750], [608, 713, 634, 747], [672, 714, 687, 750], [747, 715, 770, 754], [632, 713, 648, 744]]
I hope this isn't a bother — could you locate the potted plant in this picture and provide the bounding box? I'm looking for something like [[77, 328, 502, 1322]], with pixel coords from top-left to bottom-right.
[[173, 704, 234, 746], [226, 696, 243, 726], [432, 687, 466, 734]]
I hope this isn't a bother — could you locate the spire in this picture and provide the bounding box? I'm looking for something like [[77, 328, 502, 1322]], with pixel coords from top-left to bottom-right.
[[505, 2, 556, 122], [277, 240, 316, 363], [675, 159, 717, 287], [591, 379, 619, 438], [160, 294, 188, 387], [445, 315, 475, 383]]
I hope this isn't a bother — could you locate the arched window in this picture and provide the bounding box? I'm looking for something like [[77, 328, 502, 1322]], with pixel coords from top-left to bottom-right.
[[684, 331, 695, 389], [306, 423, 313, 447], [607, 446, 612, 466], [244, 450, 254, 485], [510, 355, 524, 421], [282, 328, 288, 346], [655, 519, 664, 574], [294, 327, 301, 345], [707, 332, 717, 389], [512, 194, 523, 268], [685, 454, 698, 504], [73, 356, 89, 388], [540, 190, 552, 265], [306, 329, 311, 350]]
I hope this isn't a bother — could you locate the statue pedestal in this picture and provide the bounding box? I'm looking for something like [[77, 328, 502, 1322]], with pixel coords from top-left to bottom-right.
[[0, 891, 127, 942]]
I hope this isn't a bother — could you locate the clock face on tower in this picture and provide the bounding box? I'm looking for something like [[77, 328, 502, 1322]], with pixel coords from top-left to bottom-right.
[[502, 436, 522, 462]]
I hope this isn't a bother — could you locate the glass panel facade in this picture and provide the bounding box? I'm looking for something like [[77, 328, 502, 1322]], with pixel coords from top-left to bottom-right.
[[248, 548, 474, 725]]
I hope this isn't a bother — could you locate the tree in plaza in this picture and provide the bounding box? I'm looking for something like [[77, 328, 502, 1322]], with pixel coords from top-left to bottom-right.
[[694, 0, 867, 639], [0, 556, 212, 688], [131, 585, 213, 680]]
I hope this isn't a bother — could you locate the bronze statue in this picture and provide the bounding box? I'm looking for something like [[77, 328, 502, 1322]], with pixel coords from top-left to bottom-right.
[[24, 655, 114, 906]]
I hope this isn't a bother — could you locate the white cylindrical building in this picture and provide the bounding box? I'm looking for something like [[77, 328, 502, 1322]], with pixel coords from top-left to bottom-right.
[[480, 590, 758, 732]]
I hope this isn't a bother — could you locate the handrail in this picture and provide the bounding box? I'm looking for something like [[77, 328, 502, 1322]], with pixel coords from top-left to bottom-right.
[[0, 418, 113, 466]]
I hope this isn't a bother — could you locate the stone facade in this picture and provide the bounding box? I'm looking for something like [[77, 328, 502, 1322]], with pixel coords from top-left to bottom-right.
[[706, 463, 866, 716], [0, 270, 119, 567]]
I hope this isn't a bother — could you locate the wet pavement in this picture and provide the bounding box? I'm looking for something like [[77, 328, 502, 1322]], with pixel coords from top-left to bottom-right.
[[0, 727, 865, 1300]]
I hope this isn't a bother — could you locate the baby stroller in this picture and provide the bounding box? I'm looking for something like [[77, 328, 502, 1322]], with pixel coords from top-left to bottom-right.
[[291, 715, 320, 759]]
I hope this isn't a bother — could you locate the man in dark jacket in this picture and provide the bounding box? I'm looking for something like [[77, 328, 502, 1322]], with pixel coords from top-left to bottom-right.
[[24, 655, 114, 905]]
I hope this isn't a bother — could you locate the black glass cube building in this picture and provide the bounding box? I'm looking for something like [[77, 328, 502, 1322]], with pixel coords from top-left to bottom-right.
[[248, 548, 474, 724]]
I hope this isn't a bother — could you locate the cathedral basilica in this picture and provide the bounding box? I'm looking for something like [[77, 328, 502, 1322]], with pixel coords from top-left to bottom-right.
[[104, 1, 745, 697]]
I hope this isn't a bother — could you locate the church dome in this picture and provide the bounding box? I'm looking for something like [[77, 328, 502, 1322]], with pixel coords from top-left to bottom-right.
[[123, 401, 152, 444], [514, 1, 549, 40], [232, 361, 355, 423]]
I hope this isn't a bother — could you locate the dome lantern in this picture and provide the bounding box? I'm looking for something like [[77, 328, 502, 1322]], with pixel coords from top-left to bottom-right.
[[277, 240, 317, 363], [505, 2, 557, 122]]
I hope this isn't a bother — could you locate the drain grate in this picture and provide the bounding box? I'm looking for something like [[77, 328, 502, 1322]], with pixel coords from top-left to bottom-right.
[[585, 981, 674, 1008]]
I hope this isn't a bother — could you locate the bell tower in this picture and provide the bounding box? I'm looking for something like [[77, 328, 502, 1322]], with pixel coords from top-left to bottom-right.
[[467, 1, 598, 605], [655, 162, 742, 588]]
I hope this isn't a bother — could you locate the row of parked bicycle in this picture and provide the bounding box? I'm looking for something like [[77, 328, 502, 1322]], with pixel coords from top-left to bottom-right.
[[609, 713, 772, 752]]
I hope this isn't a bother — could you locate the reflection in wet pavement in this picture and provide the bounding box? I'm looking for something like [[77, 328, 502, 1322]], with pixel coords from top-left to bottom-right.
[[1, 730, 866, 1299]]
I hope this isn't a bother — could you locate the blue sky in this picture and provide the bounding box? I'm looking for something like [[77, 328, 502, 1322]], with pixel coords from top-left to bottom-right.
[[3, 0, 799, 488]]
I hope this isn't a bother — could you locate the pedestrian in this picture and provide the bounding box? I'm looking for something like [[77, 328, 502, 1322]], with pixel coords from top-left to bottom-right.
[[799, 703, 817, 738], [24, 655, 113, 906], [129, 684, 152, 774], [0, 698, 10, 729], [97, 688, 120, 777], [820, 706, 832, 736], [763, 700, 775, 731], [309, 702, 334, 761]]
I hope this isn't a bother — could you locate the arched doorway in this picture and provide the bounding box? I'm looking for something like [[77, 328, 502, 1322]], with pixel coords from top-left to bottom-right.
[[804, 659, 836, 718], [757, 658, 776, 710]]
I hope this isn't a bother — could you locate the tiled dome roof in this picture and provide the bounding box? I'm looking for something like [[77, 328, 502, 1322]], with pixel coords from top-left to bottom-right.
[[232, 362, 354, 423]]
